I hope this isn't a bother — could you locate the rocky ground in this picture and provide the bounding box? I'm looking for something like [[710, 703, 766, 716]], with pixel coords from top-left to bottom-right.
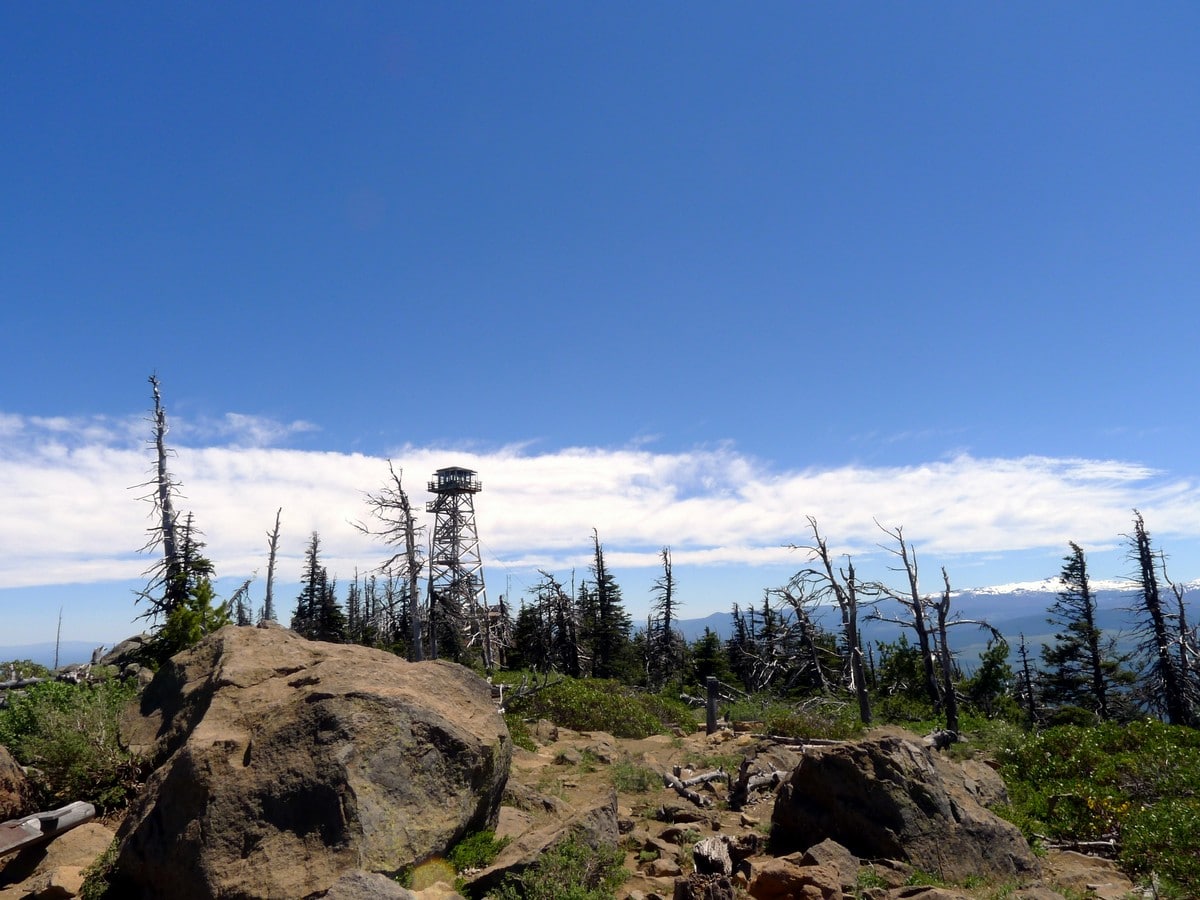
[[497, 720, 1140, 900], [0, 626, 1144, 899]]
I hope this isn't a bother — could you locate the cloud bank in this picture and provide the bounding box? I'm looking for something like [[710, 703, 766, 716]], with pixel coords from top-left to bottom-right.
[[2, 412, 1198, 593]]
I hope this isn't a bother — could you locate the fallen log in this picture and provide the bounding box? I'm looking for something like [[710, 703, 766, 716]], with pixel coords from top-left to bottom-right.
[[663, 771, 712, 807], [0, 801, 96, 858], [670, 766, 727, 788]]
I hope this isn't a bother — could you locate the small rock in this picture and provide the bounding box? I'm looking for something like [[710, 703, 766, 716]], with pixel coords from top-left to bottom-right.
[[646, 857, 683, 878]]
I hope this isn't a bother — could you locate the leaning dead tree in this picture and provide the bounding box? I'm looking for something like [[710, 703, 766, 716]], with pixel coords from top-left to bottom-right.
[[354, 461, 425, 659]]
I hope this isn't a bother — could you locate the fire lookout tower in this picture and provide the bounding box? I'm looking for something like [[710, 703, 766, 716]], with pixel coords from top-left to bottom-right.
[[426, 467, 494, 668]]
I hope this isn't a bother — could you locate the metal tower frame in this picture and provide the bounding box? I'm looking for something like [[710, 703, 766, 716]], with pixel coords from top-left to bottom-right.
[[425, 466, 494, 667]]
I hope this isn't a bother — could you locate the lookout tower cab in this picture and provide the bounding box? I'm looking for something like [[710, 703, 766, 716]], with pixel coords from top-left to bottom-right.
[[427, 467, 482, 497]]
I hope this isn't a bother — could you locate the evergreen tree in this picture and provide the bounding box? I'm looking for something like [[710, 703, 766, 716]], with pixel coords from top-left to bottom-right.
[[152, 513, 229, 662], [292, 532, 326, 640], [963, 636, 1014, 719], [1040, 542, 1130, 719], [588, 530, 632, 679], [691, 627, 734, 686]]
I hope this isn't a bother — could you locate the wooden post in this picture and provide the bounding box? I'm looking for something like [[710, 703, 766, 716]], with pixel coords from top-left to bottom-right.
[[706, 676, 719, 734]]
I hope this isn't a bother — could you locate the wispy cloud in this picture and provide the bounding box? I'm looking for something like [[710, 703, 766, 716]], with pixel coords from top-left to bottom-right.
[[1, 412, 1198, 593]]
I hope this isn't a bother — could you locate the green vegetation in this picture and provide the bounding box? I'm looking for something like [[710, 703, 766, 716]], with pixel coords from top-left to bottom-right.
[[725, 694, 862, 740], [610, 758, 660, 793], [0, 675, 141, 811], [504, 677, 696, 738], [995, 720, 1200, 896], [503, 712, 537, 751], [447, 829, 509, 872], [492, 833, 626, 900]]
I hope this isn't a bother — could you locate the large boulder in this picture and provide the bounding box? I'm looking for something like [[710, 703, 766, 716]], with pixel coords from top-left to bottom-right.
[[112, 625, 511, 900], [770, 736, 1037, 882]]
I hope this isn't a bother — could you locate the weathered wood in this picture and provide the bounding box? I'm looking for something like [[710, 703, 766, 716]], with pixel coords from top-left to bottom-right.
[[680, 770, 727, 788], [0, 801, 96, 858], [693, 835, 733, 876], [0, 677, 48, 692], [663, 772, 712, 807], [728, 757, 786, 811]]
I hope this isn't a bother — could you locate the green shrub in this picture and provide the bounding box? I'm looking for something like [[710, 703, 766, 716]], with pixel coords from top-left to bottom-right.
[[447, 829, 509, 872], [610, 758, 660, 793], [492, 833, 626, 900], [504, 713, 537, 751], [997, 720, 1200, 896], [0, 676, 142, 811], [506, 677, 690, 738], [725, 694, 861, 740]]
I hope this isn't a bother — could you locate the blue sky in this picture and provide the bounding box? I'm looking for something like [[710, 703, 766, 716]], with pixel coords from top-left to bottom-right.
[[2, 4, 1199, 646]]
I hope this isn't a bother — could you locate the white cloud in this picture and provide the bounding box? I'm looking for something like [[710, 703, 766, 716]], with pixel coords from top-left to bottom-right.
[[2, 413, 1199, 595]]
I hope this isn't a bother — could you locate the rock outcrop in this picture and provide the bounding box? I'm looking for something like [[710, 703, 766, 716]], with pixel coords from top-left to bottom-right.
[[770, 736, 1038, 883], [112, 625, 510, 900]]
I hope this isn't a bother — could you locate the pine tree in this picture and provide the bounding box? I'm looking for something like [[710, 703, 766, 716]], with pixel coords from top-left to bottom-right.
[[1040, 542, 1130, 719], [292, 532, 326, 640], [152, 513, 229, 662], [588, 530, 632, 679]]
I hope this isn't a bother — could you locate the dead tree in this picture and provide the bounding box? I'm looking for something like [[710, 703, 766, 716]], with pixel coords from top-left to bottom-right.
[[1128, 511, 1197, 726], [870, 523, 943, 713], [354, 461, 425, 660], [262, 507, 282, 622], [790, 517, 872, 725], [132, 375, 188, 622]]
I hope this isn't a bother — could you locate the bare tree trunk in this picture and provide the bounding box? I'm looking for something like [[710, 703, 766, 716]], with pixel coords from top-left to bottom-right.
[[797, 517, 871, 725], [149, 375, 184, 613], [263, 507, 282, 622], [936, 568, 960, 734], [876, 524, 942, 713]]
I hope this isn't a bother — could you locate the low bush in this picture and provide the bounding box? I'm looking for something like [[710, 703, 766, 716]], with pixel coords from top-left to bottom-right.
[[447, 829, 509, 872], [998, 719, 1200, 897], [492, 833, 626, 900], [0, 676, 142, 811], [725, 694, 861, 740], [505, 677, 695, 739]]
